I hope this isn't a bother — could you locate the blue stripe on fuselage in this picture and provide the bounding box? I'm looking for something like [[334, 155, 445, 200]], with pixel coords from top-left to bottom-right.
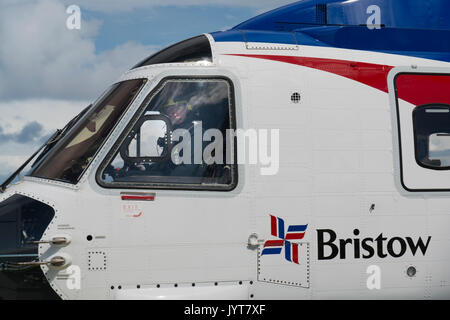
[[211, 27, 450, 63]]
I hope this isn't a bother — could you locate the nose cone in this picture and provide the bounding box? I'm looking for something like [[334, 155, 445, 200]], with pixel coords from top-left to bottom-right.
[[0, 194, 58, 300]]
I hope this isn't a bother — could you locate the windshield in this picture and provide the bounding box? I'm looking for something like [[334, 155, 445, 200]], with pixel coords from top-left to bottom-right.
[[28, 79, 146, 184]]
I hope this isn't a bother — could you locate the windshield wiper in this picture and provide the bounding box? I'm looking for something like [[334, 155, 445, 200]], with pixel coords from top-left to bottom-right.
[[0, 130, 60, 193], [0, 105, 92, 193]]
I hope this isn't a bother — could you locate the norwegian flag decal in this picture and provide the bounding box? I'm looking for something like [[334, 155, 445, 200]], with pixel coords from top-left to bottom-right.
[[261, 215, 308, 264]]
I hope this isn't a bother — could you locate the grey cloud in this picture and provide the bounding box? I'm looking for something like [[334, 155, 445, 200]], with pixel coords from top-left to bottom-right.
[[0, 121, 45, 144], [15, 122, 45, 143]]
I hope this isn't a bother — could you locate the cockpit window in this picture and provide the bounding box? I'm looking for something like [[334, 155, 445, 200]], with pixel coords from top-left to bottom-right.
[[97, 77, 237, 191], [132, 35, 212, 69], [29, 79, 146, 184]]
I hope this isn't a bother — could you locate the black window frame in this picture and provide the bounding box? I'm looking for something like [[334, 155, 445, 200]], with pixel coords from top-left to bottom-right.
[[413, 103, 450, 171], [96, 76, 238, 192], [394, 71, 450, 193], [132, 35, 213, 69]]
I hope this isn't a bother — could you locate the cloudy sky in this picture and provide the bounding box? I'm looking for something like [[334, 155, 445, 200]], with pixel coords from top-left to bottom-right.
[[0, 0, 293, 182]]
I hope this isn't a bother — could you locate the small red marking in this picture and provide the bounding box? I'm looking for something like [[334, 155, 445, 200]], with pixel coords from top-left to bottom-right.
[[132, 212, 143, 218], [121, 195, 155, 201]]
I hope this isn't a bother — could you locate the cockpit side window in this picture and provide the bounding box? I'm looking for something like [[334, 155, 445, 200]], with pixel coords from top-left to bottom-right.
[[29, 79, 146, 184], [413, 104, 450, 170], [132, 35, 212, 68], [97, 77, 237, 191]]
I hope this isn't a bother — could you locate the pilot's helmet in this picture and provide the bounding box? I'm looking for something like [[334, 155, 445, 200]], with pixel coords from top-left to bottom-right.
[[164, 99, 192, 125]]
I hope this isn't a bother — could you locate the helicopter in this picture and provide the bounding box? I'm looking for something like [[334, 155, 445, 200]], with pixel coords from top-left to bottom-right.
[[1, 0, 450, 299]]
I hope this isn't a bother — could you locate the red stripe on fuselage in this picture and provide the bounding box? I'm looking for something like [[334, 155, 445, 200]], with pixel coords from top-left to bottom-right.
[[227, 54, 450, 108], [227, 54, 394, 93]]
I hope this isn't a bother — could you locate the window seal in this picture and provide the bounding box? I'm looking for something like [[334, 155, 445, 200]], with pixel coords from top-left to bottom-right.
[[95, 76, 238, 192]]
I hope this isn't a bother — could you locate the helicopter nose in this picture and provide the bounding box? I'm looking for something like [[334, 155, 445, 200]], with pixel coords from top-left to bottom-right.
[[0, 194, 58, 300]]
